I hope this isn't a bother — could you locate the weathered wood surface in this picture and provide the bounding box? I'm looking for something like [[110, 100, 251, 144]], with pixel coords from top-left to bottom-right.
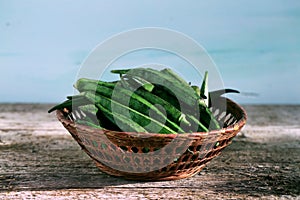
[[0, 104, 299, 199]]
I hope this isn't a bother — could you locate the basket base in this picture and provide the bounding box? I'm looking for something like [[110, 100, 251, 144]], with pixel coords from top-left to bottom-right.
[[94, 161, 207, 181]]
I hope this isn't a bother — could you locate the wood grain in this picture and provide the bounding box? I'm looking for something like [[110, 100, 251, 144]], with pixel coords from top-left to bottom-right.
[[0, 104, 299, 199]]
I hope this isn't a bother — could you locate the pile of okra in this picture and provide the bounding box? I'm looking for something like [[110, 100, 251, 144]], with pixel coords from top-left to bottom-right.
[[49, 68, 238, 134]]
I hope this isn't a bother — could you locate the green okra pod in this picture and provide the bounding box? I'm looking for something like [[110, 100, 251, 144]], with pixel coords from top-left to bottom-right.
[[83, 91, 179, 134]]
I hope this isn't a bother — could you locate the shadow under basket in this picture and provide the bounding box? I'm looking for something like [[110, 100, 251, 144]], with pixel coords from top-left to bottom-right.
[[56, 97, 247, 181]]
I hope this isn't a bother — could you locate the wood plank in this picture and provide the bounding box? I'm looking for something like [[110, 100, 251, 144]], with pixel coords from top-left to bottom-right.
[[0, 104, 299, 199]]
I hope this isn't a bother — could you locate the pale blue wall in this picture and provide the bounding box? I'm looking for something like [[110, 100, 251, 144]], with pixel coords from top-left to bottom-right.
[[0, 0, 299, 104]]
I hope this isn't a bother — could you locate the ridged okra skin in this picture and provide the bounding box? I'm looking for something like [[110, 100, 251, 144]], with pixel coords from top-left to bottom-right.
[[75, 79, 184, 133], [83, 91, 178, 134], [112, 68, 221, 131], [48, 68, 238, 133]]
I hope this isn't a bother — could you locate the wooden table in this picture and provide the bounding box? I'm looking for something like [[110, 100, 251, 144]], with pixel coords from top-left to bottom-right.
[[0, 104, 299, 199]]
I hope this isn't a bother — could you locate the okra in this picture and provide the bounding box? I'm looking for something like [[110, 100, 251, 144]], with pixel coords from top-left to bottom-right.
[[67, 94, 121, 131], [160, 68, 190, 88], [187, 115, 209, 132], [74, 78, 116, 93], [157, 68, 217, 131], [122, 75, 154, 92], [49, 67, 228, 133], [75, 79, 184, 133], [120, 79, 191, 127], [48, 95, 89, 113], [191, 85, 200, 97], [113, 68, 220, 130], [200, 71, 209, 106], [208, 88, 239, 107], [151, 82, 220, 130], [83, 91, 179, 134], [111, 68, 200, 108], [90, 95, 148, 133]]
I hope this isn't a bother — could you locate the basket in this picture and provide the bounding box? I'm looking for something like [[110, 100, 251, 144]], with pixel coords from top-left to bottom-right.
[[56, 97, 247, 181]]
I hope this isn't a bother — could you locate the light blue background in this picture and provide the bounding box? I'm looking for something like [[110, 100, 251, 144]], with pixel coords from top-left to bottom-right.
[[1, 0, 299, 104]]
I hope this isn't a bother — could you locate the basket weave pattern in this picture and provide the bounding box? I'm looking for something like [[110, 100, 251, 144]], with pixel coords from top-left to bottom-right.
[[57, 97, 247, 181]]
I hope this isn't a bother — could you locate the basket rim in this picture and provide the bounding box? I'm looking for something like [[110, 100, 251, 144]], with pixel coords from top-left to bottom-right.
[[56, 97, 247, 139]]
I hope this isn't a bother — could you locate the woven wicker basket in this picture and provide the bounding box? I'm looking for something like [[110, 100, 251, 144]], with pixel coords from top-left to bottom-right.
[[56, 97, 247, 181]]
